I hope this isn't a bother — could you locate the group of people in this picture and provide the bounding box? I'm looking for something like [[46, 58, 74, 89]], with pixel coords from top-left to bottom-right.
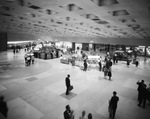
[[63, 105, 93, 119], [81, 52, 113, 81], [24, 53, 35, 66], [64, 74, 119, 119], [137, 80, 150, 108], [63, 91, 119, 119], [12, 45, 21, 54], [0, 95, 8, 118]]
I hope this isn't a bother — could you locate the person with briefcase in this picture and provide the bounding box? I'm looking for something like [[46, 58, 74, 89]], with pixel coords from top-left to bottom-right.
[[65, 74, 73, 95]]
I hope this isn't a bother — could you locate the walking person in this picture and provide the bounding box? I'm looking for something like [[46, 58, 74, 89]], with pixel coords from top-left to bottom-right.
[[13, 48, 15, 55], [0, 95, 8, 118], [65, 74, 71, 95], [109, 91, 119, 119], [135, 58, 139, 67], [79, 111, 86, 119], [127, 59, 130, 68], [137, 80, 146, 101], [138, 84, 147, 108], [83, 60, 87, 71], [87, 113, 92, 119], [64, 105, 74, 119]]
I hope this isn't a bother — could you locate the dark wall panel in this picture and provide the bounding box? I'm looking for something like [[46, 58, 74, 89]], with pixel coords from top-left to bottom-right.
[[54, 37, 150, 46], [82, 43, 89, 51], [7, 32, 36, 41], [0, 32, 7, 51]]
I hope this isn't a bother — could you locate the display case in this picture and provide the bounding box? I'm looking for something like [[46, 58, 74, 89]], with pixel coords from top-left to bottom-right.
[[60, 57, 69, 64]]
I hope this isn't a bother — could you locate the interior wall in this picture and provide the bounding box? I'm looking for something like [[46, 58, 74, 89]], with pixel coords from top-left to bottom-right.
[[7, 32, 37, 41], [6, 32, 150, 47], [54, 37, 150, 46]]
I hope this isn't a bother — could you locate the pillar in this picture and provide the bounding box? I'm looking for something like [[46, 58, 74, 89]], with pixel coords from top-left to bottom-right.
[[72, 42, 75, 51], [0, 32, 7, 52]]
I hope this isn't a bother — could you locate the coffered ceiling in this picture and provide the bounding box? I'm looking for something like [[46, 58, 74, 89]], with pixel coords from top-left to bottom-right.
[[0, 0, 150, 39]]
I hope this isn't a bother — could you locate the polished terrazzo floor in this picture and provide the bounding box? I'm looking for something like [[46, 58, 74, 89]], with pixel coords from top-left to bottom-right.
[[0, 50, 150, 119]]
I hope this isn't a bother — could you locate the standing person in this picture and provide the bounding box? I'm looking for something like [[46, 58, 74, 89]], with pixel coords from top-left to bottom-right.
[[127, 59, 130, 68], [87, 113, 92, 119], [64, 105, 74, 119], [106, 59, 112, 70], [113, 54, 116, 64], [138, 84, 147, 108], [65, 74, 71, 95], [83, 60, 87, 71], [103, 64, 108, 79], [98, 56, 102, 71], [31, 55, 35, 64], [137, 80, 145, 101], [0, 96, 8, 118], [24, 54, 28, 66], [109, 91, 119, 119], [135, 58, 139, 67], [27, 55, 31, 66], [13, 48, 15, 54], [79, 111, 86, 119]]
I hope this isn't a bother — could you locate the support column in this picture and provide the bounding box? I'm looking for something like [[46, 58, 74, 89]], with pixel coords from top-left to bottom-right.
[[93, 44, 96, 51], [144, 46, 147, 57], [72, 42, 75, 51], [0, 32, 7, 52]]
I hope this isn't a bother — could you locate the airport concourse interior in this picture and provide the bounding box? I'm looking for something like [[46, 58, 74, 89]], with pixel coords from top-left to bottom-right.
[[0, 49, 150, 119], [0, 0, 150, 119]]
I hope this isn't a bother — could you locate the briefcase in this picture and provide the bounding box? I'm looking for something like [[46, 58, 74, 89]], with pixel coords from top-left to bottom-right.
[[69, 85, 73, 91]]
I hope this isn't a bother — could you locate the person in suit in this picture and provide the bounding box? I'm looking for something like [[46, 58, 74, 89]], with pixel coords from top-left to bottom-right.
[[63, 105, 74, 119], [65, 74, 71, 95], [137, 80, 146, 102], [0, 95, 8, 118], [138, 84, 147, 108], [79, 111, 86, 119], [109, 91, 119, 119], [87, 113, 92, 119]]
